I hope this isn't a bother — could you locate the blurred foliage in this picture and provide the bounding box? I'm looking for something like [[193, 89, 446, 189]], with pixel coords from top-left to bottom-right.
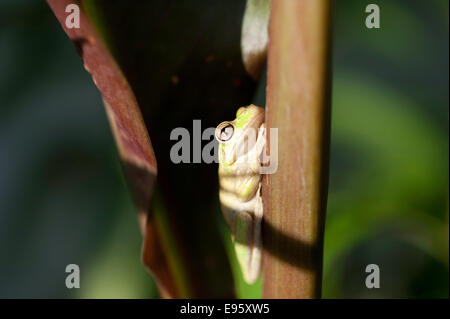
[[0, 0, 448, 298], [324, 0, 449, 298]]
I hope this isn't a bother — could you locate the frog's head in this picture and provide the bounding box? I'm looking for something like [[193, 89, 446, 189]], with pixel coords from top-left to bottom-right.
[[215, 105, 264, 165]]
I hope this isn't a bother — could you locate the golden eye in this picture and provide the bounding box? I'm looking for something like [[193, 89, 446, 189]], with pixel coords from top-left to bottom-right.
[[215, 122, 234, 142]]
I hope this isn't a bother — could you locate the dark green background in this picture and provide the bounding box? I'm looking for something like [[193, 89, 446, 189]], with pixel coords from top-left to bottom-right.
[[0, 0, 448, 298]]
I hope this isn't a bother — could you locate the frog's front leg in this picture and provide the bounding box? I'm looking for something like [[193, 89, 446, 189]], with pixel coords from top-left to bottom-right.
[[256, 123, 266, 157]]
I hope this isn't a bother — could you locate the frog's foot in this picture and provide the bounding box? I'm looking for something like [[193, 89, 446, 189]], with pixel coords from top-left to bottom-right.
[[256, 123, 266, 155]]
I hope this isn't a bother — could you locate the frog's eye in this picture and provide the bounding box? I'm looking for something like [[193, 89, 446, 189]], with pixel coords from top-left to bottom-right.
[[215, 122, 234, 142]]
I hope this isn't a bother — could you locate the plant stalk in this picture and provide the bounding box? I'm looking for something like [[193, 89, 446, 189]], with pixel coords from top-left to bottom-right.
[[262, 0, 332, 299]]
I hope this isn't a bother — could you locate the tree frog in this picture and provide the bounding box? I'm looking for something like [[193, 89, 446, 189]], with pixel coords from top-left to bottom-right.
[[215, 104, 265, 284]]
